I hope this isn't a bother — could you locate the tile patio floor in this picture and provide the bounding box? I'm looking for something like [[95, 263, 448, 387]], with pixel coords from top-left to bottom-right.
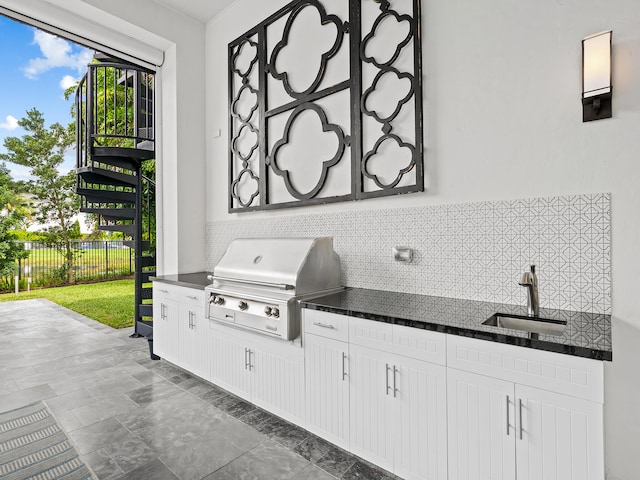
[[0, 299, 397, 480]]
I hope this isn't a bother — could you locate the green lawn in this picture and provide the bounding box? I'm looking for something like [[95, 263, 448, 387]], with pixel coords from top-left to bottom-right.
[[0, 279, 135, 329]]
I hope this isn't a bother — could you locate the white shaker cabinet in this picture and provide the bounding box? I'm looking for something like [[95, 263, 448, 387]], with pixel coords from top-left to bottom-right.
[[349, 317, 448, 480], [447, 368, 516, 480], [447, 335, 604, 480], [209, 322, 252, 399], [209, 321, 305, 425], [152, 283, 208, 378], [348, 343, 396, 472], [515, 384, 604, 480], [304, 332, 350, 449], [177, 291, 208, 379], [152, 285, 179, 364]]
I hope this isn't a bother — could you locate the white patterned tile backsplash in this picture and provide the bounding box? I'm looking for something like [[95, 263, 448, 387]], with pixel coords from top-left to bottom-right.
[[207, 193, 611, 314]]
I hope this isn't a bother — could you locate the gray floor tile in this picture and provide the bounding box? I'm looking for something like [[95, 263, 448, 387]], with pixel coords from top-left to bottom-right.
[[0, 300, 377, 480], [239, 407, 275, 428], [205, 439, 310, 480], [125, 380, 182, 406], [108, 436, 158, 474], [215, 394, 256, 418], [210, 417, 267, 452], [297, 464, 339, 480], [131, 370, 167, 386], [0, 383, 57, 412], [45, 388, 95, 414], [159, 432, 244, 480], [316, 447, 357, 479], [295, 435, 334, 463], [83, 448, 125, 480], [256, 415, 310, 449], [342, 460, 393, 480], [71, 393, 141, 427], [116, 458, 178, 480], [68, 417, 136, 455]]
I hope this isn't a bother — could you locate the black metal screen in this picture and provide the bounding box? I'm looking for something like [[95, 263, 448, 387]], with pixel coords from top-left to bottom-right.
[[228, 0, 423, 212]]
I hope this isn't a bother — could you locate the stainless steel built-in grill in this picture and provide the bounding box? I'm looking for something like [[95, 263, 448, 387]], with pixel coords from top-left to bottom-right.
[[205, 237, 342, 340]]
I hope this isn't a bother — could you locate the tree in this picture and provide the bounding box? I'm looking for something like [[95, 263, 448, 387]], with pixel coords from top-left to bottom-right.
[[0, 162, 29, 288], [0, 108, 80, 284]]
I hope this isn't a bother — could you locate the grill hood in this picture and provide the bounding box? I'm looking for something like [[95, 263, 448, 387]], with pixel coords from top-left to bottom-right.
[[212, 237, 341, 296]]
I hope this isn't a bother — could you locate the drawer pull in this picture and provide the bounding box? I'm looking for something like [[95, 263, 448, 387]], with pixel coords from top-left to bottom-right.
[[313, 322, 336, 330], [159, 289, 168, 294], [187, 295, 198, 300]]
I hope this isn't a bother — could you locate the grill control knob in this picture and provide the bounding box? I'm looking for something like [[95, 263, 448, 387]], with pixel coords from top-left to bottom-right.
[[238, 301, 248, 311], [264, 306, 273, 316], [272, 307, 280, 318], [211, 295, 225, 306]]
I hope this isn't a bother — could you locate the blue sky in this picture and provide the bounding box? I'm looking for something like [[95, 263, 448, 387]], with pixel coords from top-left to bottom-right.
[[0, 15, 92, 180]]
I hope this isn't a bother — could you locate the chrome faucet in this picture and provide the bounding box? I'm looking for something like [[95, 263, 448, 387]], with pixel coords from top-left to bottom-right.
[[519, 265, 539, 317]]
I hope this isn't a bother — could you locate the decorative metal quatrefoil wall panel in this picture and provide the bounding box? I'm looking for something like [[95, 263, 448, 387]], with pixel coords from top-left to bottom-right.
[[228, 0, 423, 212]]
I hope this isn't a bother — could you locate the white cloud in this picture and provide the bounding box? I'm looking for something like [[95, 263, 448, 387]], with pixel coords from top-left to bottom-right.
[[23, 30, 93, 79], [60, 75, 78, 91], [0, 115, 18, 130]]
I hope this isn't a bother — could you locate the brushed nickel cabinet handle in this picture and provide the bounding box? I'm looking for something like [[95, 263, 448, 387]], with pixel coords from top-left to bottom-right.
[[187, 295, 198, 300], [506, 395, 511, 436], [342, 352, 347, 381], [244, 348, 249, 370], [385, 363, 391, 395], [519, 398, 523, 440], [313, 322, 336, 330], [393, 366, 399, 398]]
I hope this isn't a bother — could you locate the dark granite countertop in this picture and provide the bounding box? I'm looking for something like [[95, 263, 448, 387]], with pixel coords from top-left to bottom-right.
[[301, 288, 612, 361], [150, 272, 212, 290]]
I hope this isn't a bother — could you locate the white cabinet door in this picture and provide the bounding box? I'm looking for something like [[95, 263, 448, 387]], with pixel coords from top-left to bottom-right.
[[209, 323, 252, 400], [304, 333, 350, 449], [251, 337, 305, 426], [349, 343, 395, 473], [515, 384, 604, 480], [179, 303, 209, 380], [394, 355, 448, 480], [447, 368, 516, 480], [153, 290, 178, 363]]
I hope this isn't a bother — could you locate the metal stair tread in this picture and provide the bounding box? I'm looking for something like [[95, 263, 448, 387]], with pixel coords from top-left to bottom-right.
[[80, 207, 135, 219], [77, 188, 136, 204], [99, 224, 135, 235], [92, 146, 155, 161], [77, 166, 137, 187]]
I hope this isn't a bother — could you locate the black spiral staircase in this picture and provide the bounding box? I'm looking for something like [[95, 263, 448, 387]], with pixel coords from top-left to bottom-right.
[[75, 55, 157, 354]]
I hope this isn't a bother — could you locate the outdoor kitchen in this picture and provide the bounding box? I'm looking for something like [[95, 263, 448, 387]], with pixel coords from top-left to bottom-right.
[[1, 0, 637, 479]]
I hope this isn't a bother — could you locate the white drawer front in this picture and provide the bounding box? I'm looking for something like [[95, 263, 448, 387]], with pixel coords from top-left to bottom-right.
[[179, 288, 205, 306], [348, 316, 393, 353], [392, 324, 446, 366], [303, 310, 349, 342], [154, 282, 204, 302], [447, 335, 604, 403]]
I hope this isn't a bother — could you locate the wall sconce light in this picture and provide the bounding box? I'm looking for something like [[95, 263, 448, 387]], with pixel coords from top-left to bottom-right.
[[582, 30, 612, 122]]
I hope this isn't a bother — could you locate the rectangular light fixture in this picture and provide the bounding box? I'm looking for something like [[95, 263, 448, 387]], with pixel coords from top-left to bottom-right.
[[582, 30, 612, 122]]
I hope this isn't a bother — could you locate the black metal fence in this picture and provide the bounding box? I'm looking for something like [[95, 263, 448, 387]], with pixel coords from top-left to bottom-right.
[[12, 240, 133, 288]]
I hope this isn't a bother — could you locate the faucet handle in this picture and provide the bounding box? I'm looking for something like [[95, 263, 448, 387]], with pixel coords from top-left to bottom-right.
[[530, 264, 536, 274]]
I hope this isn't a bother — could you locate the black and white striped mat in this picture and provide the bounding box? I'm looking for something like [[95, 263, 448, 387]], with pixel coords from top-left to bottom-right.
[[0, 401, 93, 480]]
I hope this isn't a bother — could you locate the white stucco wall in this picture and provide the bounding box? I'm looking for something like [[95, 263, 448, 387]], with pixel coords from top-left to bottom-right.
[[206, 1, 640, 479]]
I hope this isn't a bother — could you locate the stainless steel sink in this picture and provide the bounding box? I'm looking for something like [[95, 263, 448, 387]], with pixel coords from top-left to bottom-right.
[[482, 314, 566, 336]]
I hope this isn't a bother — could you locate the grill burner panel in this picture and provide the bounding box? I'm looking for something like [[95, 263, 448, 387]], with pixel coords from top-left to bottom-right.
[[206, 238, 342, 340]]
